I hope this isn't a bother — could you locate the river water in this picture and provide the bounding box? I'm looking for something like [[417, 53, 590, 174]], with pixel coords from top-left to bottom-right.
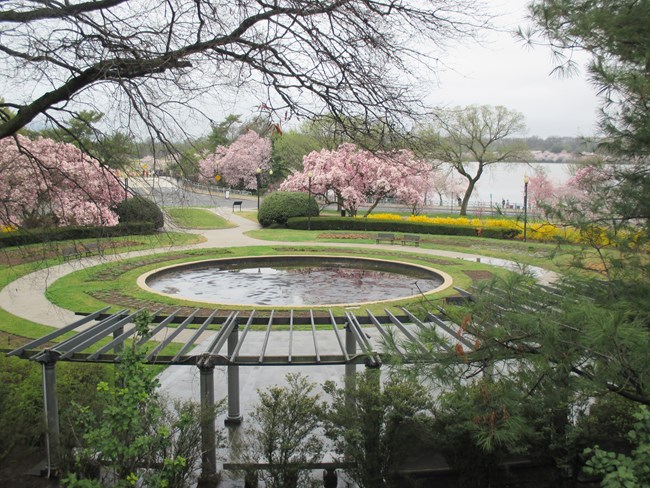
[[440, 161, 575, 208]]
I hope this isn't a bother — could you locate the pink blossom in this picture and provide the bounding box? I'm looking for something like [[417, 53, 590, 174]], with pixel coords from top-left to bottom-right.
[[0, 135, 125, 227], [567, 164, 613, 195], [527, 169, 557, 206], [280, 143, 433, 216], [199, 131, 272, 189]]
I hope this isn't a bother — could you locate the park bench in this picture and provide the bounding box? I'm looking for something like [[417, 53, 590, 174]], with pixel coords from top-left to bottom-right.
[[232, 200, 243, 212], [376, 232, 396, 245], [61, 246, 81, 261], [81, 242, 104, 257], [401, 234, 421, 247]]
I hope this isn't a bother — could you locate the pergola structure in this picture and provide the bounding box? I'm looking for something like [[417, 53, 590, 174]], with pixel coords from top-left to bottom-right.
[[6, 297, 474, 484]]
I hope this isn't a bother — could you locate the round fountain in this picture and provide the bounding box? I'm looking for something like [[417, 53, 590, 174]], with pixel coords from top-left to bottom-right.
[[140, 255, 452, 307]]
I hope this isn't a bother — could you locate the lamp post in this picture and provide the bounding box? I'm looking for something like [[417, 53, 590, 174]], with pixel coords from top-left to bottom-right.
[[256, 167, 262, 209], [256, 167, 273, 209], [523, 174, 530, 242], [307, 171, 313, 231]]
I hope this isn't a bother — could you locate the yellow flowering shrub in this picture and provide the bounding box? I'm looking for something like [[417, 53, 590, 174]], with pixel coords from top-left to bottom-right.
[[406, 215, 619, 246], [406, 215, 481, 226], [355, 212, 627, 246], [366, 213, 403, 221]]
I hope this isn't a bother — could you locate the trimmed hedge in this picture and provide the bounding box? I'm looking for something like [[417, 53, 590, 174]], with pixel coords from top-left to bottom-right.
[[0, 222, 158, 248], [114, 196, 164, 230], [258, 191, 319, 227], [286, 216, 520, 239]]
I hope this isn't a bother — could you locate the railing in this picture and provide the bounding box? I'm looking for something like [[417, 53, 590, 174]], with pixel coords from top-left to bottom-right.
[[179, 178, 254, 197]]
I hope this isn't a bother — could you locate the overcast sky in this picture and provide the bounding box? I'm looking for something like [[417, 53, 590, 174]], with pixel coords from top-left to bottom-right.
[[425, 0, 600, 138]]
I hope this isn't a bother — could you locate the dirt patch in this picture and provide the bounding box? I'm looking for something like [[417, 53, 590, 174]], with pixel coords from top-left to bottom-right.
[[89, 290, 340, 319], [0, 331, 56, 350], [317, 233, 370, 240], [463, 270, 495, 282], [85, 251, 225, 281]]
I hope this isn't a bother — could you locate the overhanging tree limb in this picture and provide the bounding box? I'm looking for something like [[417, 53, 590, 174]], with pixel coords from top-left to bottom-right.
[[0, 0, 489, 146]]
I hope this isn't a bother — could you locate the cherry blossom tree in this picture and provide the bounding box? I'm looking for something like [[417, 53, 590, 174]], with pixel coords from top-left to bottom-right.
[[280, 143, 432, 217], [0, 136, 125, 228], [527, 169, 558, 207], [199, 131, 272, 189]]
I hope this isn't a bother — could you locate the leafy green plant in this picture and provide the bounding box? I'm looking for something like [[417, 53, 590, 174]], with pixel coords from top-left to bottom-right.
[[286, 216, 519, 239], [584, 406, 650, 488], [235, 373, 324, 488], [0, 354, 108, 470], [114, 196, 164, 230], [63, 312, 219, 487], [258, 191, 319, 227], [0, 222, 158, 248], [323, 370, 433, 488]]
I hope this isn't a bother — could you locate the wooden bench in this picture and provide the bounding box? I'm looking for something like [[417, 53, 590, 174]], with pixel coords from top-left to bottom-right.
[[401, 234, 420, 247], [232, 200, 243, 212], [61, 246, 81, 261], [376, 232, 396, 244], [81, 242, 104, 257]]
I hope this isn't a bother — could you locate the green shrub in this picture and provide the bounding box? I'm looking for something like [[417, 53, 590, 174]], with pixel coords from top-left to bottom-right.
[[0, 354, 109, 467], [0, 222, 157, 248], [286, 217, 520, 239], [114, 196, 164, 230], [258, 191, 319, 227]]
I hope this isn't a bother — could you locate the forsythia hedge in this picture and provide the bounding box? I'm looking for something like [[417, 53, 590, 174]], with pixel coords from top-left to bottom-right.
[[405, 214, 609, 245], [356, 213, 618, 246], [366, 213, 403, 221]]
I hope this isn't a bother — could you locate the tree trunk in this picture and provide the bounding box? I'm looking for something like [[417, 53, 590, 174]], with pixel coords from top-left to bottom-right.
[[460, 179, 477, 216], [363, 198, 382, 217]]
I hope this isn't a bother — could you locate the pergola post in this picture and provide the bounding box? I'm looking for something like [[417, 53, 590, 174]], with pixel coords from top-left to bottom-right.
[[197, 357, 217, 487], [225, 324, 242, 427], [40, 351, 61, 485], [345, 322, 356, 389], [364, 344, 382, 390], [112, 326, 124, 354]]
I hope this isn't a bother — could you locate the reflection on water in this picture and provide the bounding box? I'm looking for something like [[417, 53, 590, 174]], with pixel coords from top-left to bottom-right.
[[147, 262, 443, 306]]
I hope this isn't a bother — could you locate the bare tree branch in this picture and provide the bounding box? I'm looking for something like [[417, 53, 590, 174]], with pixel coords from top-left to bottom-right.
[[1, 0, 490, 147]]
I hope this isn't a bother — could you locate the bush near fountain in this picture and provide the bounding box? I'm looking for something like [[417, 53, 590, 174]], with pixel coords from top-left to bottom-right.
[[258, 192, 319, 227]]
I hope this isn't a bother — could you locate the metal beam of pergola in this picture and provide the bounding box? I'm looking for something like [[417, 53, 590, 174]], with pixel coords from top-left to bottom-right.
[[6, 300, 476, 484]]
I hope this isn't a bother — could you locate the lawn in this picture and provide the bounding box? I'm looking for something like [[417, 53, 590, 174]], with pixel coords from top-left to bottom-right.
[[165, 207, 235, 229], [243, 228, 597, 273], [0, 232, 203, 341]]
